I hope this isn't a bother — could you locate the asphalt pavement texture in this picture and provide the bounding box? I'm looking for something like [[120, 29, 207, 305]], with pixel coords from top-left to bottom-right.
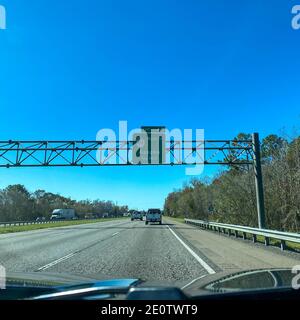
[[1, 218, 299, 288]]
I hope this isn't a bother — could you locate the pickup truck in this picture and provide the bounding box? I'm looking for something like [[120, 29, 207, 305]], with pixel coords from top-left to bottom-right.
[[131, 211, 143, 221], [145, 209, 162, 225]]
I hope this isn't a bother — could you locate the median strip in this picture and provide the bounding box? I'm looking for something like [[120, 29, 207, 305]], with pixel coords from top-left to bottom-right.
[[0, 218, 127, 234]]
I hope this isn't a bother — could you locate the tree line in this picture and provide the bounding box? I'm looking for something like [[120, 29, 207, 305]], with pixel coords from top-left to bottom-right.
[[164, 133, 300, 232], [0, 185, 129, 222]]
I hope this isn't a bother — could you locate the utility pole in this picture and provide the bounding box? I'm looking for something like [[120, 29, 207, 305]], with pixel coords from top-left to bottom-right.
[[252, 133, 266, 229]]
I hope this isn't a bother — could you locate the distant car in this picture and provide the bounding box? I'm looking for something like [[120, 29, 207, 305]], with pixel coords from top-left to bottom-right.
[[131, 211, 143, 221], [35, 217, 46, 222], [145, 209, 162, 225]]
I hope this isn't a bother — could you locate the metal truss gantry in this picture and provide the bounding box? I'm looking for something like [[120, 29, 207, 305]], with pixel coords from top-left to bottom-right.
[[0, 133, 265, 229], [0, 140, 253, 167]]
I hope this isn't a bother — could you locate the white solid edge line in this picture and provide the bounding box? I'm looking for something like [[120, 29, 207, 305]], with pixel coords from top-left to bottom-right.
[[167, 225, 216, 275]]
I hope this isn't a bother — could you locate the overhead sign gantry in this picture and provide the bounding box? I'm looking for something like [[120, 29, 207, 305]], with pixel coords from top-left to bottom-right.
[[0, 130, 265, 229]]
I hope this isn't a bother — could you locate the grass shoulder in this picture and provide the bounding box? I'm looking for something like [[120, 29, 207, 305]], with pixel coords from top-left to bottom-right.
[[164, 216, 186, 224], [0, 217, 127, 234]]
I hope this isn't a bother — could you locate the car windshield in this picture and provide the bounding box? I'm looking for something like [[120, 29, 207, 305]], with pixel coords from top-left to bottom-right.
[[0, 0, 300, 301]]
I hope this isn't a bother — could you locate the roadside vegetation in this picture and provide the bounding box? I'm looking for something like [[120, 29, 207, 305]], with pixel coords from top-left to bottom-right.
[[164, 132, 300, 232], [0, 186, 129, 222], [166, 216, 185, 224]]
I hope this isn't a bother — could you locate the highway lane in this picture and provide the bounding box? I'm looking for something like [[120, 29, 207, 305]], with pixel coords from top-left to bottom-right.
[[0, 219, 210, 287], [43, 221, 211, 286], [0, 220, 130, 272], [0, 217, 299, 288]]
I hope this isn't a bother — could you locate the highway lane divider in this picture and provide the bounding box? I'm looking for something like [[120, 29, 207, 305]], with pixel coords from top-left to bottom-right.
[[185, 219, 300, 251], [37, 253, 76, 271], [36, 223, 126, 271]]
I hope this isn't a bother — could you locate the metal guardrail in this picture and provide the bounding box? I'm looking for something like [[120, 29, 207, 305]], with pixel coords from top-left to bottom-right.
[[0, 218, 105, 228], [0, 220, 63, 227], [185, 219, 300, 251]]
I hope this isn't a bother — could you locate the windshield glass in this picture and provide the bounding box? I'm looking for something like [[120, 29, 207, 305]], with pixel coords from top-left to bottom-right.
[[0, 0, 300, 300]]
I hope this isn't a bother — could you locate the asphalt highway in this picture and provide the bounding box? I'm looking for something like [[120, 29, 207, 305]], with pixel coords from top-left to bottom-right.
[[0, 218, 299, 288]]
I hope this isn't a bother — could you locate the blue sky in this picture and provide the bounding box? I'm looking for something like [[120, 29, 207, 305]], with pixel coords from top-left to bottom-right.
[[0, 0, 300, 209]]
